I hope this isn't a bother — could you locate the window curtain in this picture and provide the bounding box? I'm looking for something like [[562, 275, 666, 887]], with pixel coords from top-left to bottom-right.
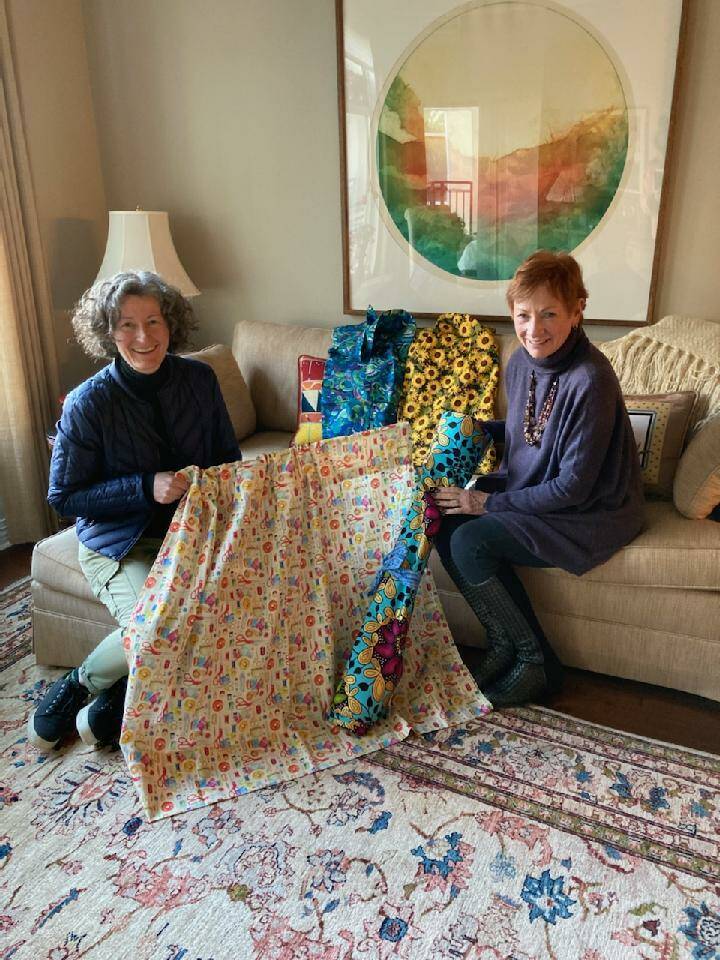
[[0, 496, 9, 551], [0, 1, 60, 544]]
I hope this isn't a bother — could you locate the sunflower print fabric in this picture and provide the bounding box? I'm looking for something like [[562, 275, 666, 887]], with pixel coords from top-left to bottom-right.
[[398, 313, 499, 474], [327, 412, 491, 734]]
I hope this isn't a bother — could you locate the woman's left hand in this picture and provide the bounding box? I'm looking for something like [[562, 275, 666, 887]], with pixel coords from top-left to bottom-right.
[[432, 485, 488, 516]]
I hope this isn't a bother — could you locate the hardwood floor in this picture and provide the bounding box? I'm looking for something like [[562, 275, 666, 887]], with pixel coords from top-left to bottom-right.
[[0, 542, 33, 590], [544, 669, 720, 756], [3, 544, 719, 755]]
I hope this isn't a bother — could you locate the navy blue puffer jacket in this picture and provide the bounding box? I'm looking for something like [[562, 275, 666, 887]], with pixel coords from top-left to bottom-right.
[[48, 355, 241, 560]]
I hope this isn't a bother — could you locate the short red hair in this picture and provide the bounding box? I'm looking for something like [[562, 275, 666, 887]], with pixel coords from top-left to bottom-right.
[[506, 250, 588, 315]]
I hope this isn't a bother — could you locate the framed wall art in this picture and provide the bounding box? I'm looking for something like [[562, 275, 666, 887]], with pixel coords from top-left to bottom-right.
[[336, 0, 686, 324]]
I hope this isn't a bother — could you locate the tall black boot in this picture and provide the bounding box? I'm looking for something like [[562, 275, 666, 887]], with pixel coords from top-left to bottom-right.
[[442, 556, 515, 686], [497, 567, 564, 695], [478, 576, 548, 707]]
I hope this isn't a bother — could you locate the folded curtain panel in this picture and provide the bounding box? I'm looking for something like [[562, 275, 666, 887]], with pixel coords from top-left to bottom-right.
[[320, 308, 415, 439], [327, 412, 491, 732], [120, 423, 490, 820]]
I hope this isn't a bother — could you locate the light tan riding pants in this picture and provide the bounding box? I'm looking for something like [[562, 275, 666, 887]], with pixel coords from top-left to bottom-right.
[[77, 538, 162, 695]]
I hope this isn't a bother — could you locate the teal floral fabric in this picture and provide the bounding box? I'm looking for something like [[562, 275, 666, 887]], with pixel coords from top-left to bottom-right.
[[327, 411, 490, 733], [320, 307, 415, 438]]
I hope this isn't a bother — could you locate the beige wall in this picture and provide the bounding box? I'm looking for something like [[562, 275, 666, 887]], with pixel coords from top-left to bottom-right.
[[7, 0, 107, 391], [654, 0, 720, 321], [82, 0, 343, 362], [14, 0, 720, 390], [81, 0, 720, 350]]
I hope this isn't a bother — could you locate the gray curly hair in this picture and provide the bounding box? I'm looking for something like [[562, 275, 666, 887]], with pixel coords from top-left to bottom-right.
[[71, 271, 198, 360]]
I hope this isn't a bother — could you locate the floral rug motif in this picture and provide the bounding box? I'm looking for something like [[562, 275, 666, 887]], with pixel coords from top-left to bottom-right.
[[3, 579, 720, 959]]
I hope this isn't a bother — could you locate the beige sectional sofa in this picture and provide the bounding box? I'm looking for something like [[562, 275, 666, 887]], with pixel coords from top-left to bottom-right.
[[31, 318, 720, 702]]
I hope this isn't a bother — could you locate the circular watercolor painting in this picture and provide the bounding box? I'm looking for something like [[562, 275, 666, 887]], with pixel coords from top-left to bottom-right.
[[376, 2, 628, 281]]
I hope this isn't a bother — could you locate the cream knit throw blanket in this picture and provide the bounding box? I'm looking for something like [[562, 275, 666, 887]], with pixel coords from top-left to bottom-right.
[[599, 315, 720, 435]]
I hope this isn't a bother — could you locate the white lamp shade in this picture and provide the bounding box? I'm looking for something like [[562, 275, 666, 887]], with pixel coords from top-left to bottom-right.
[[95, 210, 200, 296]]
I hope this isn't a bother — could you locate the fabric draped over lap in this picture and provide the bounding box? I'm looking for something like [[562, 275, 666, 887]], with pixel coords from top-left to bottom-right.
[[120, 422, 490, 820], [327, 413, 492, 733], [320, 308, 415, 439], [398, 313, 500, 474]]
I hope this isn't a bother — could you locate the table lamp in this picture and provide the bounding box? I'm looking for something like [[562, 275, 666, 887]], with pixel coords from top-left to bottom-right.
[[94, 209, 199, 296]]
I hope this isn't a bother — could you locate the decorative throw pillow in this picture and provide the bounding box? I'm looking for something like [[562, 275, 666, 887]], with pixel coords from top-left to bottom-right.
[[294, 355, 325, 445], [624, 391, 695, 497], [673, 414, 720, 518], [182, 344, 256, 441]]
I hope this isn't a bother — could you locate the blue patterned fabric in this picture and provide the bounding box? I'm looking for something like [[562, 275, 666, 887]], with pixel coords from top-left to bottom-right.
[[320, 307, 415, 439], [327, 412, 490, 733]]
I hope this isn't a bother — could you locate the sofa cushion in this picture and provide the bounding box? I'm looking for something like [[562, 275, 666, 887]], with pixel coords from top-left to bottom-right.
[[673, 414, 720, 519], [32, 527, 96, 600], [429, 500, 720, 592], [624, 391, 695, 496], [599, 314, 720, 435], [233, 320, 333, 432], [520, 574, 716, 641], [240, 431, 293, 460], [182, 344, 256, 441], [673, 414, 720, 520], [534, 500, 720, 590]]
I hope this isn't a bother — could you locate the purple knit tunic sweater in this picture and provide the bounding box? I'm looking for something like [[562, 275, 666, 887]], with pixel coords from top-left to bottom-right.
[[480, 327, 644, 575]]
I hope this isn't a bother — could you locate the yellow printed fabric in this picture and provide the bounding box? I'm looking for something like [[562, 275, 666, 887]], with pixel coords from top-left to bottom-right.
[[120, 422, 490, 820], [398, 313, 499, 472]]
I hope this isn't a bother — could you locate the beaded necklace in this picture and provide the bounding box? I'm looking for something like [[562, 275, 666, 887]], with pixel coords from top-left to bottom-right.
[[523, 371, 559, 445]]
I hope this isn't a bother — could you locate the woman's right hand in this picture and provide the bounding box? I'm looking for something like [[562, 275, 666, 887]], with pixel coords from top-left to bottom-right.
[[432, 484, 488, 516], [153, 471, 189, 504]]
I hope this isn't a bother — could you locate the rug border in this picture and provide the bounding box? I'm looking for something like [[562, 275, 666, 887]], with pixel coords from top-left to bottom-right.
[[526, 703, 720, 761]]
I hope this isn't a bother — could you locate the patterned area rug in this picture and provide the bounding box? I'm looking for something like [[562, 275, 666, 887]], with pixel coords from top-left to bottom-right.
[[2, 579, 720, 959]]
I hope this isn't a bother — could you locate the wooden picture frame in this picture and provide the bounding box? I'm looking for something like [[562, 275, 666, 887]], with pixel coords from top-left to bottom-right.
[[336, 0, 687, 325]]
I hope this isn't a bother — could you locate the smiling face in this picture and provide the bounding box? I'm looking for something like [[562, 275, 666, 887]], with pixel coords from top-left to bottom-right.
[[113, 294, 170, 373], [511, 285, 582, 360]]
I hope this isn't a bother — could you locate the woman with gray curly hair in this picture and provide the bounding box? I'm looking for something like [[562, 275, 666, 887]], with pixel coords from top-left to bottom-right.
[[29, 271, 241, 753], [72, 270, 198, 361]]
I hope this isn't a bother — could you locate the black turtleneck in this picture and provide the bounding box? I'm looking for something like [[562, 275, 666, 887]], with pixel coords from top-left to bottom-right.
[[116, 356, 173, 459], [116, 356, 176, 536]]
